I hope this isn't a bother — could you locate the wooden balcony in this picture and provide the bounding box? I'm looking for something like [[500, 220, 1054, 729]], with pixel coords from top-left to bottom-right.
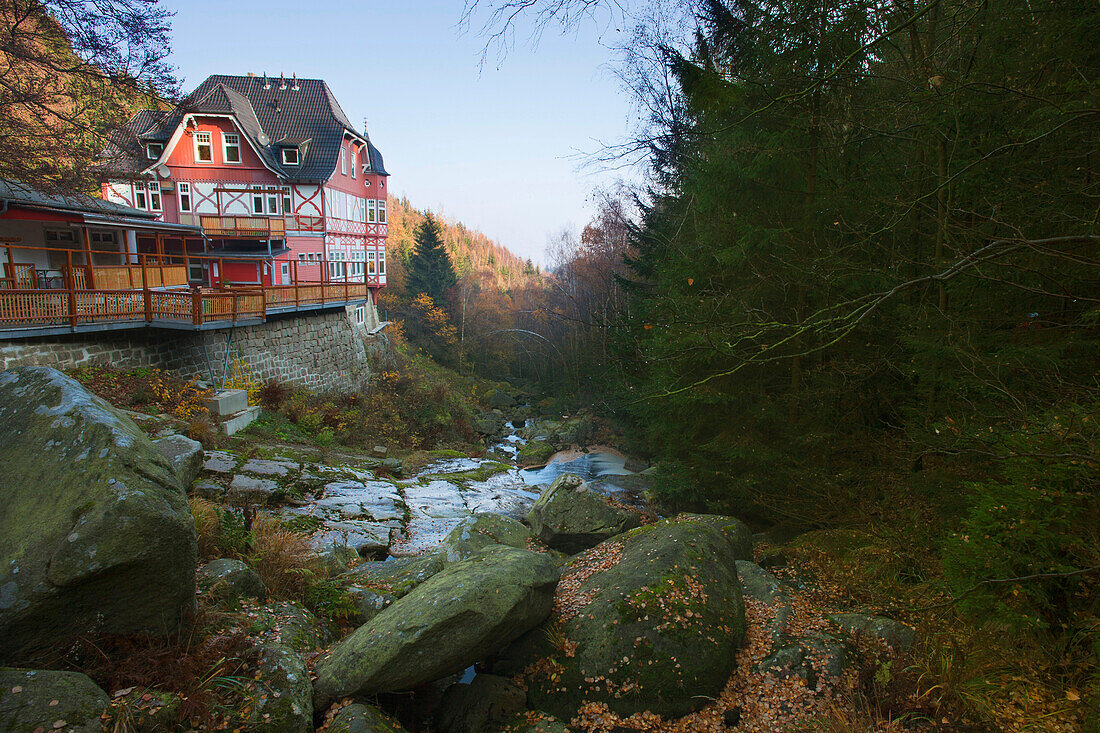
[[199, 216, 286, 239]]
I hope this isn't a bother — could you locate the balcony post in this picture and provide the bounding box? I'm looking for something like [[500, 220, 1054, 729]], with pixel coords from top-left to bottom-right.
[[192, 287, 201, 326], [5, 246, 15, 288], [65, 250, 77, 327], [81, 227, 96, 289], [141, 254, 151, 322], [294, 259, 299, 309]]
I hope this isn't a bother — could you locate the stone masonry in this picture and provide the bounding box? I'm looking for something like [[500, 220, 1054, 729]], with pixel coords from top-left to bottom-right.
[[0, 305, 382, 392]]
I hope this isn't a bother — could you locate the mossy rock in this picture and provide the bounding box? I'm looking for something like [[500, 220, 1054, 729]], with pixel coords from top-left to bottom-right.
[[501, 518, 746, 719], [0, 667, 108, 733], [501, 712, 571, 733], [198, 558, 267, 603], [313, 545, 560, 702], [788, 528, 876, 558], [678, 513, 753, 561], [341, 553, 446, 598], [249, 642, 313, 733], [0, 367, 197, 664], [438, 513, 532, 564], [437, 674, 526, 733], [327, 702, 409, 732], [527, 474, 642, 553], [250, 601, 333, 653], [111, 687, 182, 732], [517, 440, 556, 467]]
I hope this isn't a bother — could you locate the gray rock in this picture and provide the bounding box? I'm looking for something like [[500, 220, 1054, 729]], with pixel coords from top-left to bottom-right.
[[755, 633, 855, 689], [241, 458, 297, 477], [153, 434, 204, 488], [487, 389, 518, 409], [437, 674, 526, 733], [0, 667, 109, 733], [193, 480, 225, 501], [313, 545, 559, 702], [736, 560, 787, 605], [438, 513, 531, 564], [198, 558, 267, 602], [0, 367, 197, 663], [473, 411, 505, 437], [203, 450, 239, 473], [252, 601, 333, 654], [341, 554, 446, 599], [250, 642, 313, 733], [527, 474, 643, 553], [831, 612, 917, 651], [679, 513, 753, 561], [347, 586, 397, 626], [226, 474, 278, 505], [502, 518, 746, 719], [327, 703, 409, 732]]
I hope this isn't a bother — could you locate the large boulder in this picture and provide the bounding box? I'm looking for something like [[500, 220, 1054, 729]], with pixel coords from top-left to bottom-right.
[[830, 612, 917, 652], [0, 667, 109, 733], [437, 674, 527, 733], [527, 474, 643, 553], [198, 558, 267, 603], [153, 434, 204, 489], [486, 389, 518, 410], [341, 553, 446, 598], [678, 513, 753, 561], [438, 513, 531, 564], [0, 367, 197, 664], [314, 545, 559, 702], [500, 518, 746, 719], [516, 440, 556, 467]]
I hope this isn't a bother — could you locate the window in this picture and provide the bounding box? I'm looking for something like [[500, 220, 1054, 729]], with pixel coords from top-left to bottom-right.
[[189, 262, 206, 283], [266, 189, 279, 215], [366, 199, 376, 223], [367, 250, 376, 275], [281, 187, 292, 214], [351, 150, 357, 179], [378, 200, 387, 224], [252, 186, 264, 215], [90, 230, 118, 244], [364, 179, 370, 188], [177, 182, 191, 212], [148, 181, 162, 212], [355, 306, 364, 325], [194, 132, 213, 162], [133, 180, 148, 210], [281, 147, 300, 165], [223, 133, 241, 164], [280, 262, 290, 283], [378, 251, 386, 275], [340, 147, 347, 175], [145, 143, 163, 159], [298, 253, 307, 263], [44, 229, 76, 243], [307, 252, 316, 262]]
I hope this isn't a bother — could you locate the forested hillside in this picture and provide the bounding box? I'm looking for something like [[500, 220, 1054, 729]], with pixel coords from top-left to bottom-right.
[[467, 0, 1099, 728]]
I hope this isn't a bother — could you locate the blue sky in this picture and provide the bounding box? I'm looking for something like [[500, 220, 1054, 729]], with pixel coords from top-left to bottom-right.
[[165, 0, 636, 262]]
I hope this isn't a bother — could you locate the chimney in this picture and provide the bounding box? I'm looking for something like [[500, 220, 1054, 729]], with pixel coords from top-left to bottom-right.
[[247, 72, 257, 77], [279, 73, 287, 90], [262, 73, 270, 89], [291, 73, 299, 91]]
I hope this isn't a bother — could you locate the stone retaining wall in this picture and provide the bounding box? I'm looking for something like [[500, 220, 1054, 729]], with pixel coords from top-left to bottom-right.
[[0, 305, 382, 392]]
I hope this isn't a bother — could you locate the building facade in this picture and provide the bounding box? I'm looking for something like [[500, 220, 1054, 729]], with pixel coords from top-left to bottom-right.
[[99, 73, 389, 319]]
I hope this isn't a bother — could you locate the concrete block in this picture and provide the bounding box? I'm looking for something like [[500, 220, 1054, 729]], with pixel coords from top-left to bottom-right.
[[222, 406, 261, 436], [206, 389, 249, 416]]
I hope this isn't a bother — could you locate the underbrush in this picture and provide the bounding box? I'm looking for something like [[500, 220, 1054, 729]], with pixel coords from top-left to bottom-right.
[[246, 349, 487, 451], [70, 365, 211, 422]]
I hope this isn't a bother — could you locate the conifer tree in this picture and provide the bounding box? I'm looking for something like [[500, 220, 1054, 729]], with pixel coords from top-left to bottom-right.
[[406, 215, 458, 306]]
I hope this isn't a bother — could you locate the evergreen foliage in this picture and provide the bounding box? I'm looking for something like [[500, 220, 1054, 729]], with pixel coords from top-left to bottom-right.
[[405, 215, 458, 304]]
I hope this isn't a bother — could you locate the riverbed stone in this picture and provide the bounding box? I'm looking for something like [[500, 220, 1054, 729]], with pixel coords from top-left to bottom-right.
[[500, 517, 746, 719], [327, 703, 409, 733], [527, 474, 643, 553], [679, 513, 753, 561], [474, 411, 506, 437], [203, 450, 239, 473], [517, 440, 556, 467], [252, 601, 332, 654], [226, 474, 279, 505], [153, 434, 204, 488], [341, 554, 446, 598], [0, 667, 109, 733], [240, 458, 297, 477], [438, 513, 531, 564], [198, 558, 267, 602], [0, 367, 197, 663], [313, 545, 559, 702]]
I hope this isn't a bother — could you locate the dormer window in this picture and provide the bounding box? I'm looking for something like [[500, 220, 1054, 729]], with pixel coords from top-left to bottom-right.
[[223, 133, 241, 164], [145, 143, 163, 159], [340, 148, 347, 175], [282, 148, 300, 165], [194, 132, 213, 162]]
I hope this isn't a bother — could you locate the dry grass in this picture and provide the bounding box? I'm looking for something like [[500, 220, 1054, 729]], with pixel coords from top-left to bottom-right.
[[246, 514, 324, 599], [190, 497, 222, 560]]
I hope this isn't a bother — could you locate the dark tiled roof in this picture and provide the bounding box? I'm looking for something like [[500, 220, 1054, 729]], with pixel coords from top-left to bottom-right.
[[0, 177, 157, 218], [104, 75, 388, 182]]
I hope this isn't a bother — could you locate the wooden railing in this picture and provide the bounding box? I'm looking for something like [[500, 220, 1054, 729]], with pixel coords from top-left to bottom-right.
[[70, 264, 188, 290], [199, 216, 287, 238]]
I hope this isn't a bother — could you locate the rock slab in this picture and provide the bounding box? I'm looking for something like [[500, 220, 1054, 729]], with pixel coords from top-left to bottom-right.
[[314, 545, 559, 701], [0, 667, 109, 733], [0, 367, 197, 664], [527, 474, 642, 553]]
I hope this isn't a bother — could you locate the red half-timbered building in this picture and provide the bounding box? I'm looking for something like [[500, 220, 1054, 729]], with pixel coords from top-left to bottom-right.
[[99, 73, 389, 320]]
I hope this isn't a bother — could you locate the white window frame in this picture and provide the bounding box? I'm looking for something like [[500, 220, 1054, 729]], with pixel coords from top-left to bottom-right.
[[281, 147, 300, 165], [148, 180, 162, 212], [378, 200, 387, 224], [44, 228, 77, 243], [355, 306, 364, 324], [133, 180, 148, 210], [194, 131, 213, 163], [367, 250, 376, 275], [298, 253, 306, 263], [222, 133, 241, 164], [281, 186, 292, 215], [177, 182, 192, 212], [145, 142, 163, 160], [280, 262, 290, 284], [89, 230, 118, 244], [366, 198, 376, 223], [351, 150, 357, 179], [252, 186, 265, 215], [378, 250, 386, 275], [340, 147, 347, 175]]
